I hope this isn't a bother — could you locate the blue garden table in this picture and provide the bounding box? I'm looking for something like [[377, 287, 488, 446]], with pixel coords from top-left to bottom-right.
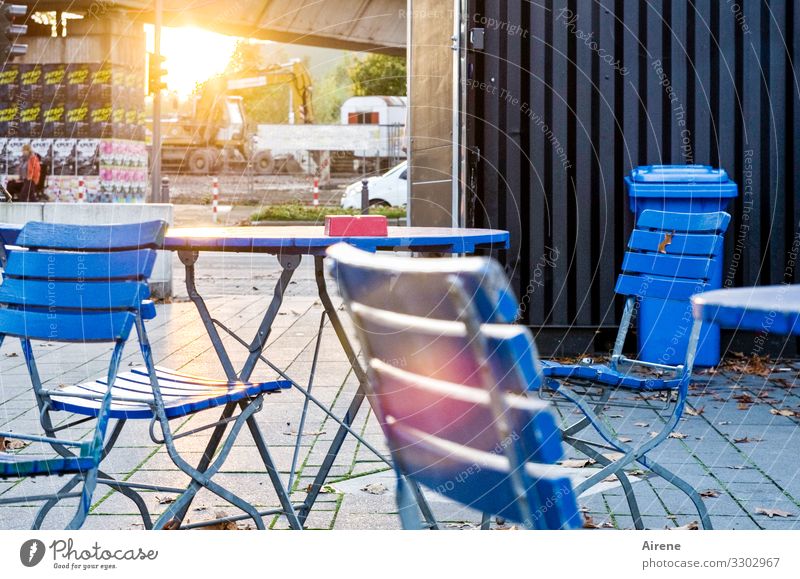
[[2, 222, 509, 526], [162, 225, 509, 525], [692, 285, 800, 336]]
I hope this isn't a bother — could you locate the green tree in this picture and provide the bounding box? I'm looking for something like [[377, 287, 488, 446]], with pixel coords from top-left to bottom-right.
[[348, 54, 407, 96], [313, 58, 354, 124]]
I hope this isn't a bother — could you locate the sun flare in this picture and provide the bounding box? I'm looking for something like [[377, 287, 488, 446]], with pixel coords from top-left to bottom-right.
[[145, 25, 240, 97]]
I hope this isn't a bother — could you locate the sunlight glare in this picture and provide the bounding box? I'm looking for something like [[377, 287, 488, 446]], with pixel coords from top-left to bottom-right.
[[145, 25, 240, 96]]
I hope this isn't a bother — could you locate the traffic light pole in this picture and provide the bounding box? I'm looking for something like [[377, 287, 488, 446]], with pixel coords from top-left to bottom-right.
[[150, 0, 163, 203]]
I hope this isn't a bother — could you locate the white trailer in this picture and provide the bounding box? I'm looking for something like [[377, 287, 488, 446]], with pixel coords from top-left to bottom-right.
[[339, 96, 407, 126]]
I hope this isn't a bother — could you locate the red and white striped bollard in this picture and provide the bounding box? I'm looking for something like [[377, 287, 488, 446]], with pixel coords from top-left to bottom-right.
[[212, 177, 219, 223], [312, 177, 320, 207]]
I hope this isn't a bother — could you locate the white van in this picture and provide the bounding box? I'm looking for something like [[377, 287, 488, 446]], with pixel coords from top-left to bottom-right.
[[341, 161, 408, 209]]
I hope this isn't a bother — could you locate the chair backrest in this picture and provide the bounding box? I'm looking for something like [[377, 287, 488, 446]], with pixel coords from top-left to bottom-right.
[[615, 210, 731, 301], [327, 243, 580, 529], [0, 221, 167, 343]]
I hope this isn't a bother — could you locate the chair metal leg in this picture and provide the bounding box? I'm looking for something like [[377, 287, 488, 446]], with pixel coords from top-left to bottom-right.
[[32, 474, 82, 529], [639, 456, 713, 529], [164, 402, 237, 526], [67, 466, 100, 530], [37, 410, 155, 529], [480, 512, 492, 530], [554, 376, 709, 529], [565, 436, 644, 530], [406, 477, 440, 530], [396, 472, 422, 530]]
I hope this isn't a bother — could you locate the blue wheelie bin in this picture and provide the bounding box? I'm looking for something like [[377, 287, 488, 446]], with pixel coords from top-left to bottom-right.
[[625, 165, 738, 367]]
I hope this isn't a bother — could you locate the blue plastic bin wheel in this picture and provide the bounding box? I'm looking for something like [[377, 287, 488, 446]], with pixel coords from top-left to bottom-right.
[[625, 165, 738, 367]]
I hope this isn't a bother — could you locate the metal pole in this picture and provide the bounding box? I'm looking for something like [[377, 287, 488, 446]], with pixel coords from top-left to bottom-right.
[[360, 179, 369, 215], [150, 0, 163, 203]]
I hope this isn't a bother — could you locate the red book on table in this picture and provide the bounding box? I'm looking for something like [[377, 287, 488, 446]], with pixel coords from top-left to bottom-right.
[[325, 215, 388, 237]]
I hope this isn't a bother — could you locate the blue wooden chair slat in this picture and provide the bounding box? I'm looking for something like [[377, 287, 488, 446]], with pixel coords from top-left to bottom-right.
[[389, 422, 581, 529], [3, 248, 158, 280], [0, 279, 150, 310], [0, 308, 137, 342], [621, 252, 715, 280], [329, 251, 518, 323], [614, 274, 709, 301], [50, 366, 291, 420], [627, 230, 724, 257], [0, 454, 96, 479], [635, 210, 731, 233], [327, 242, 580, 530], [139, 299, 157, 320], [13, 220, 166, 251], [369, 359, 564, 466]]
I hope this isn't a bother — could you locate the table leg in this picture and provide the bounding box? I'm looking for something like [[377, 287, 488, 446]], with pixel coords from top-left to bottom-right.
[[175, 251, 298, 526], [238, 254, 301, 382], [179, 250, 237, 381]]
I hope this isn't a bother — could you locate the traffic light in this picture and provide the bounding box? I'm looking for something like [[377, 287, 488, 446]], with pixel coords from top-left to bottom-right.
[[147, 52, 167, 95], [1, 2, 28, 61]]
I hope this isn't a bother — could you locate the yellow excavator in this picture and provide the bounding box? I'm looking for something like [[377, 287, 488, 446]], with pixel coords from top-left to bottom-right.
[[159, 59, 313, 174]]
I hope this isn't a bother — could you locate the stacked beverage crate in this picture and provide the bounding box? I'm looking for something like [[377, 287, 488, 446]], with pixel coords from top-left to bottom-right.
[[0, 15, 147, 202]]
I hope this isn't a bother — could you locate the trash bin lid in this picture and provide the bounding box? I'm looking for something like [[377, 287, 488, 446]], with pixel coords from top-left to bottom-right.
[[625, 165, 738, 199], [629, 165, 729, 184]]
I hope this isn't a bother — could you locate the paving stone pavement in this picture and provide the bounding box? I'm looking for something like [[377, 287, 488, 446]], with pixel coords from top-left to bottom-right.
[[1, 252, 799, 530]]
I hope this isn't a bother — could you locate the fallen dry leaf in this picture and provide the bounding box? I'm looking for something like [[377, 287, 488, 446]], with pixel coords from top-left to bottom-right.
[[657, 231, 674, 254], [305, 484, 337, 494], [0, 438, 29, 451], [634, 422, 650, 428], [685, 406, 704, 416], [700, 489, 720, 498], [446, 521, 478, 530], [195, 511, 246, 530], [493, 525, 520, 530], [668, 521, 700, 530], [583, 514, 614, 529], [560, 458, 596, 468], [156, 495, 176, 505], [755, 507, 794, 518], [770, 408, 799, 418], [734, 437, 762, 444], [668, 432, 688, 439], [619, 437, 633, 443], [361, 482, 388, 495]]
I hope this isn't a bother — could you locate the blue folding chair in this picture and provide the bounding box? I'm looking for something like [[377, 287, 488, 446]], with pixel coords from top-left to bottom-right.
[[0, 221, 299, 530], [327, 243, 581, 530], [540, 210, 731, 530]]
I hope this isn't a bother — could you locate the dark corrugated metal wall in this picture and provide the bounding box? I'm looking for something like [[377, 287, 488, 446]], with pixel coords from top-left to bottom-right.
[[466, 0, 800, 355]]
